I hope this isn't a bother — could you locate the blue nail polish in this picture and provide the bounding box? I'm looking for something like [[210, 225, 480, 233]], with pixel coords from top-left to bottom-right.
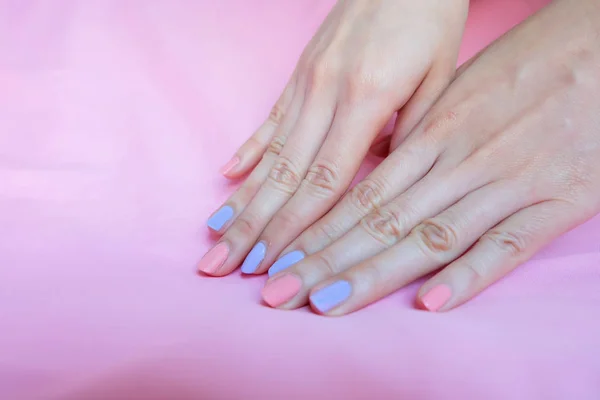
[[268, 250, 305, 276], [241, 242, 267, 274], [207, 206, 234, 231], [310, 281, 352, 313]]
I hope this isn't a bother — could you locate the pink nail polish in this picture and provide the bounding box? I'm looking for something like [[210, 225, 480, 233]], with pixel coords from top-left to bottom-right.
[[421, 284, 452, 312], [197, 243, 229, 274], [261, 274, 302, 308], [220, 156, 240, 176]]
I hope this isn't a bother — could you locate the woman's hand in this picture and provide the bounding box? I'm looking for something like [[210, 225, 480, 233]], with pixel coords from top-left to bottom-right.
[[260, 0, 600, 315], [198, 0, 469, 276]]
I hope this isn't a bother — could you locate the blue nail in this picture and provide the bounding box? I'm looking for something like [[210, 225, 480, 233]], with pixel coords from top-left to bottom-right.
[[241, 242, 267, 274], [310, 281, 352, 313], [207, 205, 234, 231], [268, 250, 305, 276]]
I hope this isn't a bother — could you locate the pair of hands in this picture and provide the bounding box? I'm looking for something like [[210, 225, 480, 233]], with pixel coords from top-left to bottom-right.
[[199, 0, 600, 316]]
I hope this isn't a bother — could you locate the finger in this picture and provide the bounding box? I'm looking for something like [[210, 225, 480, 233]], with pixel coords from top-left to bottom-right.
[[300, 181, 532, 315], [205, 77, 305, 235], [266, 134, 439, 276], [263, 166, 507, 310], [243, 100, 393, 275], [417, 199, 581, 312], [368, 66, 455, 157], [390, 66, 454, 153], [201, 91, 336, 276], [220, 72, 298, 179], [260, 66, 452, 268]]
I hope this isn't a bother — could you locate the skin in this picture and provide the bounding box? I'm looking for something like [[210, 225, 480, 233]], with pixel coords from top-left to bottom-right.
[[201, 0, 469, 277], [205, 0, 600, 315]]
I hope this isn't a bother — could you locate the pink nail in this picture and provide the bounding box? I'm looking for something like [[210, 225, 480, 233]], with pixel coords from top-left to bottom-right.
[[220, 156, 240, 176], [421, 284, 452, 312], [197, 243, 229, 274], [261, 274, 302, 308]]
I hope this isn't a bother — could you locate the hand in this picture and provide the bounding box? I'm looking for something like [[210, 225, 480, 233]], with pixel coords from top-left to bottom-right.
[[260, 0, 600, 315], [198, 0, 469, 276]]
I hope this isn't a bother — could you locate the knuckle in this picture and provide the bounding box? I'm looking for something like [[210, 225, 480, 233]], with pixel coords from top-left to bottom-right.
[[421, 110, 460, 143], [463, 261, 485, 280], [295, 222, 341, 254], [272, 209, 300, 231], [303, 161, 340, 197], [348, 179, 386, 214], [308, 58, 335, 92], [314, 252, 339, 277], [359, 261, 385, 288], [315, 222, 342, 244], [268, 156, 303, 194], [412, 219, 459, 260], [266, 135, 286, 157], [360, 208, 406, 246], [344, 66, 385, 103], [267, 104, 285, 126], [234, 214, 259, 237], [483, 230, 528, 257], [236, 183, 258, 203]]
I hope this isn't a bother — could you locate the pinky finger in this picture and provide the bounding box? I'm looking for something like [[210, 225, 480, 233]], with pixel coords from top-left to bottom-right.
[[417, 199, 583, 312], [220, 72, 298, 178]]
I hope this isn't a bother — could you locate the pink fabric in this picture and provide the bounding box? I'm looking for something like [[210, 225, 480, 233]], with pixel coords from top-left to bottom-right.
[[1, 0, 599, 399]]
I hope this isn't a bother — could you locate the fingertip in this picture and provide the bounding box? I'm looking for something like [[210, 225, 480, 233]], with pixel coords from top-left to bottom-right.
[[197, 242, 230, 276], [220, 155, 241, 177], [308, 280, 352, 316], [418, 283, 453, 312], [261, 273, 302, 308], [207, 205, 235, 232], [240, 242, 267, 274]]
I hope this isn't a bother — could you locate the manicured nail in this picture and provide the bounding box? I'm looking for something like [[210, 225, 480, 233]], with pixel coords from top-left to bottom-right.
[[421, 284, 452, 312], [241, 242, 266, 274], [220, 156, 240, 176], [268, 250, 305, 276], [207, 205, 234, 231], [310, 280, 352, 313], [261, 274, 302, 308], [197, 242, 229, 274]]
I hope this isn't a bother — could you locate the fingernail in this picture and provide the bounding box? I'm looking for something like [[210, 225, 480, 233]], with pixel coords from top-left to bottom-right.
[[220, 156, 240, 176], [241, 242, 266, 274], [268, 250, 305, 276], [310, 280, 352, 313], [207, 205, 234, 231], [261, 274, 302, 308], [421, 284, 452, 312], [197, 242, 229, 274]]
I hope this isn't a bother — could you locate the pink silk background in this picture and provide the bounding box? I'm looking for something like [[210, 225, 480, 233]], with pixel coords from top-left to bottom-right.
[[1, 0, 599, 399]]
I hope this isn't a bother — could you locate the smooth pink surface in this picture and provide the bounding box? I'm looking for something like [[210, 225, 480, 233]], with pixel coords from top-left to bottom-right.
[[1, 1, 599, 399]]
